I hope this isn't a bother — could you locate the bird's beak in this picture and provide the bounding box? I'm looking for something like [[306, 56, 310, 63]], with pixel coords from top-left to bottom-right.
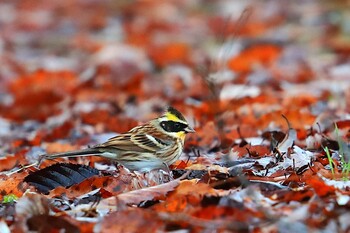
[[185, 126, 195, 133]]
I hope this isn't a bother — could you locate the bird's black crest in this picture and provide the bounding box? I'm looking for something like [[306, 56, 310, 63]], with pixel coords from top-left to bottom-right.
[[167, 106, 186, 121]]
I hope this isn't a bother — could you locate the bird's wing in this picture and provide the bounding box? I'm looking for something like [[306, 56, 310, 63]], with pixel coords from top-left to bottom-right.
[[94, 125, 172, 153]]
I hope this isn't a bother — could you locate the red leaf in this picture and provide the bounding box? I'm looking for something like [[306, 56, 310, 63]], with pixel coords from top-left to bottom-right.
[[305, 176, 336, 197], [228, 44, 281, 73]]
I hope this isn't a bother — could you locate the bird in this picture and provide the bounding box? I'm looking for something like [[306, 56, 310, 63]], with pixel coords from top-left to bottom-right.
[[43, 106, 195, 172]]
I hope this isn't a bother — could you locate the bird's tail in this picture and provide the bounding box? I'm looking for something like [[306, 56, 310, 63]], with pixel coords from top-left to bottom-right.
[[43, 148, 103, 160]]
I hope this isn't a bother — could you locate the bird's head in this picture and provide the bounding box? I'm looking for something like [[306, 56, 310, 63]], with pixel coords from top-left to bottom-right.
[[156, 106, 195, 140]]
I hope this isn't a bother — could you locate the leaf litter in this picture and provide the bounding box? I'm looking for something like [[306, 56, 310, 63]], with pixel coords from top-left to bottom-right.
[[0, 0, 349, 232]]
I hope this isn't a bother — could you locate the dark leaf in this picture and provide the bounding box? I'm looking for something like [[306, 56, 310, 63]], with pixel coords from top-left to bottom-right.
[[321, 138, 339, 150], [24, 163, 100, 194], [262, 131, 286, 151], [27, 215, 79, 233], [172, 169, 207, 179]]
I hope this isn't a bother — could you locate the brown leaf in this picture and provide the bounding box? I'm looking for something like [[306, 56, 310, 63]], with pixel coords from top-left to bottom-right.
[[98, 209, 163, 233], [0, 173, 29, 200], [117, 178, 180, 207]]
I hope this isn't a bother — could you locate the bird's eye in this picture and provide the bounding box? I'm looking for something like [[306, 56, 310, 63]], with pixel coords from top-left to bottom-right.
[[160, 121, 186, 132], [160, 122, 166, 128], [160, 121, 171, 132]]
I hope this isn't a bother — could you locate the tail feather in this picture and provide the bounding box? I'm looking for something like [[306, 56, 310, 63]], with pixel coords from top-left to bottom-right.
[[44, 148, 102, 160]]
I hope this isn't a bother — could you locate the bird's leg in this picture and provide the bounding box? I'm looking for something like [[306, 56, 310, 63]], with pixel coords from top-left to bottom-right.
[[161, 162, 173, 180]]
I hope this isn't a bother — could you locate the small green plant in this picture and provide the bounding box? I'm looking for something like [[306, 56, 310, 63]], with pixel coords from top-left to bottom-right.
[[334, 124, 350, 180], [323, 124, 350, 180], [2, 194, 18, 204], [342, 162, 350, 180], [324, 146, 335, 178]]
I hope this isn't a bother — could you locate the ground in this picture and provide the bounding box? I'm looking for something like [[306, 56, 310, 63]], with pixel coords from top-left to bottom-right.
[[0, 1, 350, 232]]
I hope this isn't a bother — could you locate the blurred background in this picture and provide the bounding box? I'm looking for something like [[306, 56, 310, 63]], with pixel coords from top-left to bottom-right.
[[0, 0, 349, 156]]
